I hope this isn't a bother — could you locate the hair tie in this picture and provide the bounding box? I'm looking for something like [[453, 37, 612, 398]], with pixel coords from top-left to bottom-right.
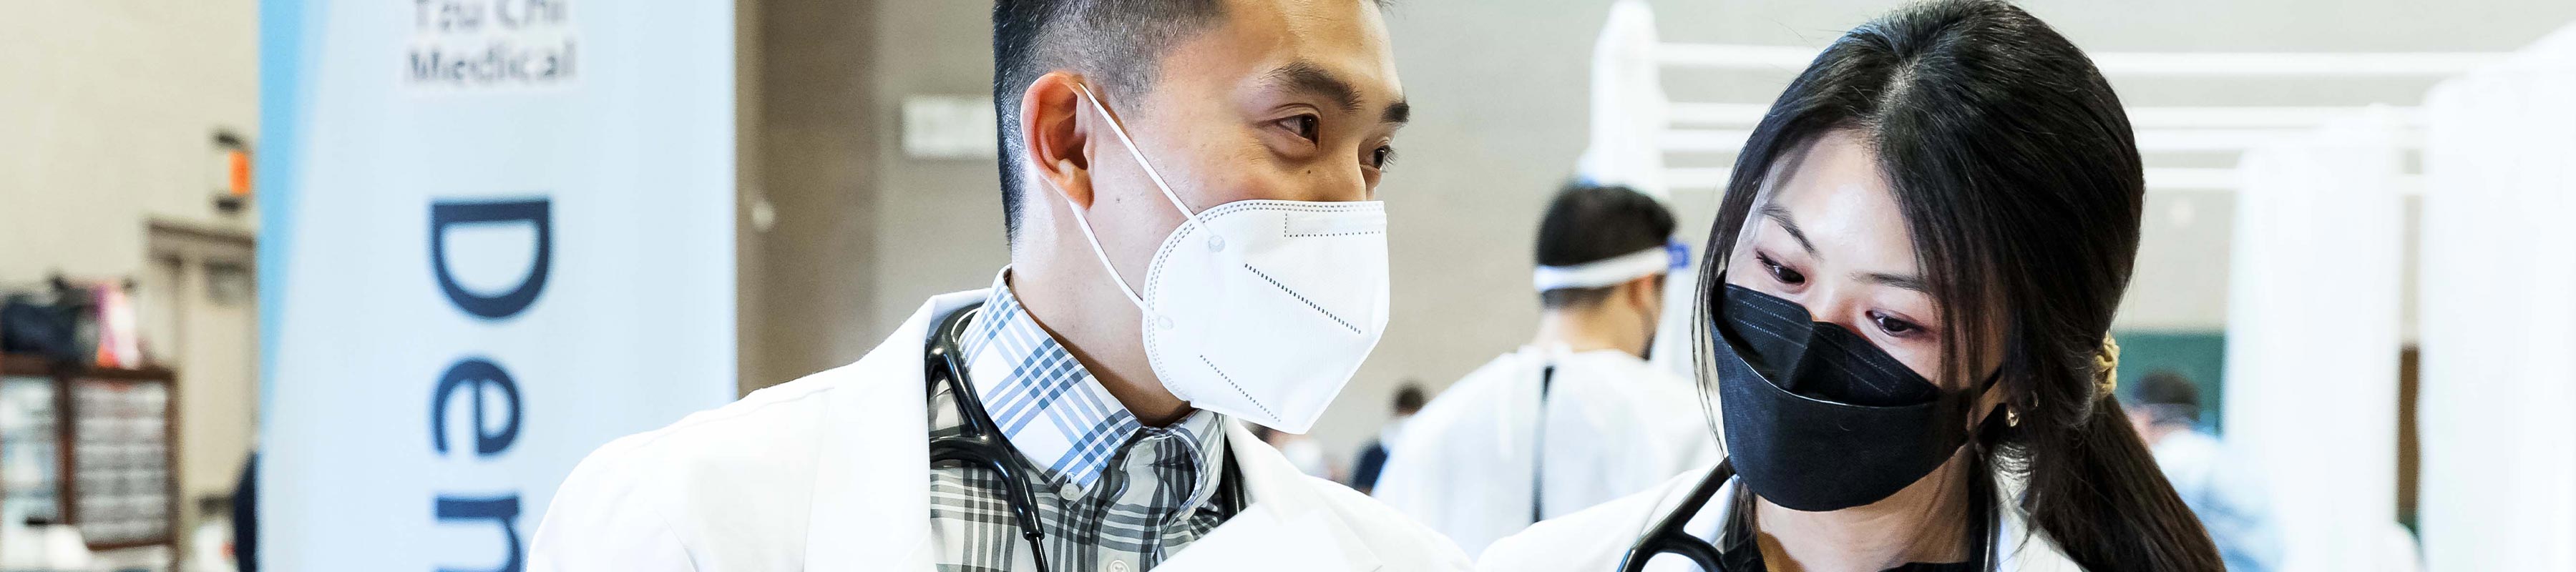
[[2094, 334, 2122, 397]]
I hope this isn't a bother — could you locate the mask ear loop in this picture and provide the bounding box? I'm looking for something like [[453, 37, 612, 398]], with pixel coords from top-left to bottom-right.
[[1048, 144, 1150, 310], [1045, 82, 1203, 312], [1968, 368, 2014, 430], [1075, 83, 1203, 230]]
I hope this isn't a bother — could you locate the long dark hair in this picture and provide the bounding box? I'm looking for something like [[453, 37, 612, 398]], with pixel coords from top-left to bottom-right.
[[1687, 1, 2223, 570]]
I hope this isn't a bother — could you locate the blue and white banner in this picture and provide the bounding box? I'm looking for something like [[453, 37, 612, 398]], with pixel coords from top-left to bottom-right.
[[256, 1, 733, 570]]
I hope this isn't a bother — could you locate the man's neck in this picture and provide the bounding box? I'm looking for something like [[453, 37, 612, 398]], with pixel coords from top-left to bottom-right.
[[1751, 448, 1978, 572], [2142, 421, 2187, 448], [1004, 264, 1195, 427], [1531, 307, 1643, 358]]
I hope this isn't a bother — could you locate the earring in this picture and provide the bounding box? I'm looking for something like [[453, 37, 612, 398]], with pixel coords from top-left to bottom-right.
[[2005, 407, 2021, 428]]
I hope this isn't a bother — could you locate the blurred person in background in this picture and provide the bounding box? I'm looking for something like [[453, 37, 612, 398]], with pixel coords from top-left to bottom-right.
[[530, 0, 1470, 570], [2128, 371, 2283, 572], [231, 452, 256, 572], [1371, 184, 1715, 556], [1348, 381, 1428, 494], [1253, 423, 1341, 481]]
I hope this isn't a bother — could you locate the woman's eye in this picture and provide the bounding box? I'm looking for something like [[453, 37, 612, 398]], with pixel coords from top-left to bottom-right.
[[1280, 115, 1320, 142], [1869, 311, 1921, 337], [1757, 253, 1806, 285]]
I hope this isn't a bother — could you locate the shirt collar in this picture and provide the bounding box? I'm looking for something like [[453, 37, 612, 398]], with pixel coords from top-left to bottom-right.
[[962, 270, 1228, 493]]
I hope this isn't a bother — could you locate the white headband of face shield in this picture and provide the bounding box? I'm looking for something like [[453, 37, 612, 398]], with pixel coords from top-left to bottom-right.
[[1531, 240, 1689, 292]]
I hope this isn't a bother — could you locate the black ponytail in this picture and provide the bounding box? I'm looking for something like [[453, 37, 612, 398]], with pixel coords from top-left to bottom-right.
[[1689, 1, 2223, 569]]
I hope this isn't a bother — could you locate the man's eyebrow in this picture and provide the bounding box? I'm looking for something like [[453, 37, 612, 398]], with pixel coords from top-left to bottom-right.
[[1757, 204, 1818, 256], [1270, 60, 1406, 126], [1266, 61, 1362, 113], [1858, 272, 1931, 293]]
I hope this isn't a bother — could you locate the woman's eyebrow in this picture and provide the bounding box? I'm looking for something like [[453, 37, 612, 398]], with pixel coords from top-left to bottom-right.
[[1858, 271, 1931, 293], [1758, 204, 1818, 256]]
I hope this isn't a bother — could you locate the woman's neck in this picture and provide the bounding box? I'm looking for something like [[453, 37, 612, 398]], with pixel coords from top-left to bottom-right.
[[1750, 448, 1979, 572]]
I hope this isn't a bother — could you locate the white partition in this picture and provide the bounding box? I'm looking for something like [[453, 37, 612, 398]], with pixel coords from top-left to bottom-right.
[[1576, 0, 1670, 200], [2416, 25, 2576, 572], [2223, 110, 2410, 572]]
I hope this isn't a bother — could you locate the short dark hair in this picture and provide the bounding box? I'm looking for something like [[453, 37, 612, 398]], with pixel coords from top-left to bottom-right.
[[2132, 370, 2201, 424], [991, 0, 1230, 244], [1392, 381, 1428, 414], [1535, 183, 1676, 310]]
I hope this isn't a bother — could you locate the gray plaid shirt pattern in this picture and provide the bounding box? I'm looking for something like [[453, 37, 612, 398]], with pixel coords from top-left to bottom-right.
[[928, 276, 1235, 572]]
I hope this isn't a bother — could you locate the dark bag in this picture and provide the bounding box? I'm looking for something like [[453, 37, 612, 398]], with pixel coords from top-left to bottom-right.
[[2, 291, 85, 363]]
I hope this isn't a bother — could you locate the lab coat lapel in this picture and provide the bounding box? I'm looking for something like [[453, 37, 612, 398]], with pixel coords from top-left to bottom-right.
[[1158, 421, 1387, 571], [1635, 465, 2086, 572], [805, 290, 990, 571], [1991, 475, 2083, 572]]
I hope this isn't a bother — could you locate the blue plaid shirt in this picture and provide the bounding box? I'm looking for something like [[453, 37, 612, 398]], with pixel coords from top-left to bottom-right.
[[928, 270, 1234, 571]]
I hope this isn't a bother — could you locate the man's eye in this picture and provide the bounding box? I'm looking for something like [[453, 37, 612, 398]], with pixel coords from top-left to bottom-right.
[[1757, 253, 1805, 285], [1279, 115, 1320, 142], [1869, 311, 1921, 337], [1371, 146, 1396, 169]]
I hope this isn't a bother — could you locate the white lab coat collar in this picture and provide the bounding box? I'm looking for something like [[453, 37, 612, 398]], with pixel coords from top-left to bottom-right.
[[802, 288, 980, 568], [1153, 422, 1386, 570], [1659, 469, 2081, 571], [800, 289, 1396, 570]]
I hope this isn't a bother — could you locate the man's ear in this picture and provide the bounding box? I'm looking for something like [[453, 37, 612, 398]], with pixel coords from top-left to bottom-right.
[[1624, 275, 1664, 315], [1021, 72, 1093, 209]]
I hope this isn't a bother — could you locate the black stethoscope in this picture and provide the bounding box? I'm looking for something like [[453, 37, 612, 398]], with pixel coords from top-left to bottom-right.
[[1617, 460, 1737, 571], [924, 302, 1057, 572], [1531, 364, 1556, 525], [921, 302, 1251, 571], [1616, 460, 1997, 572]]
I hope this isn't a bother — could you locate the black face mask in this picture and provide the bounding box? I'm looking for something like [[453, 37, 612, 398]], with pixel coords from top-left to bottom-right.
[[1712, 281, 1989, 512]]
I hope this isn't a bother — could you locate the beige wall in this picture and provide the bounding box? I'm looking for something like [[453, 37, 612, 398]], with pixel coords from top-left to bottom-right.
[[16, 0, 2564, 506], [0, 0, 263, 563], [0, 1, 261, 284], [737, 0, 894, 393], [812, 0, 2576, 459]]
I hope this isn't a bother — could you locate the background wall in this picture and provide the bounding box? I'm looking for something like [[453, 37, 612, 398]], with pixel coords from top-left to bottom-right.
[[18, 0, 2575, 508], [0, 1, 260, 284], [794, 0, 2576, 461], [736, 0, 889, 393], [1, 1, 263, 564]]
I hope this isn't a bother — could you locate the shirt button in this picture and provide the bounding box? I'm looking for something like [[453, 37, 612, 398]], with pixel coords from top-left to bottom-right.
[[1058, 481, 1084, 500], [1108, 558, 1132, 572]]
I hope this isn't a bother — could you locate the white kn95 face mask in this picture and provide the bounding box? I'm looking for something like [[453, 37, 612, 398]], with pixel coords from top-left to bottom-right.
[[1052, 83, 1392, 433]]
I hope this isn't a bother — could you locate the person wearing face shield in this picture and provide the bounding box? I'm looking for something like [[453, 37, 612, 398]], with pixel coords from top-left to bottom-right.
[[1478, 1, 2225, 571], [527, 1, 1470, 571], [1370, 184, 1717, 557]]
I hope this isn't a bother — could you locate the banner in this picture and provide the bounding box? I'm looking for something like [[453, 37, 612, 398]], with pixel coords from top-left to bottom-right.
[[256, 1, 733, 570]]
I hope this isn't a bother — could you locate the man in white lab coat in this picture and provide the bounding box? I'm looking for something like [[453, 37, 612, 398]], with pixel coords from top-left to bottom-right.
[[529, 1, 1465, 571], [1371, 184, 1717, 556]]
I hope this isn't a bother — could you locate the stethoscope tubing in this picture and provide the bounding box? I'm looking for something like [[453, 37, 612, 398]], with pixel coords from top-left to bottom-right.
[[924, 305, 1055, 572]]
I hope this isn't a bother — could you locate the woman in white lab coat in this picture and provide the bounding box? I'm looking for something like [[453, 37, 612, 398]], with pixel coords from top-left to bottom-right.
[[1372, 184, 1717, 556], [1482, 1, 2224, 571]]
